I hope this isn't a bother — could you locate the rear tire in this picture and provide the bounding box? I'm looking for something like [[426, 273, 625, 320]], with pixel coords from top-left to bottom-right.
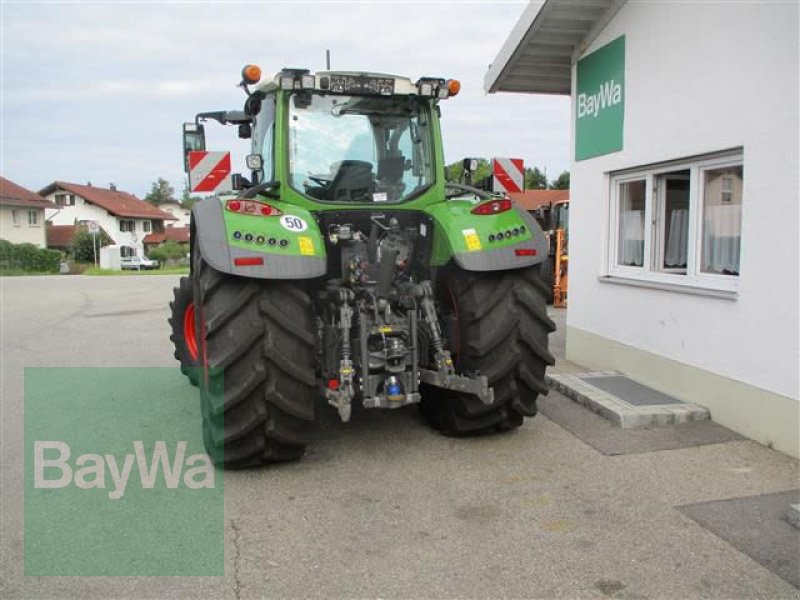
[[540, 255, 555, 305], [421, 265, 556, 435], [169, 276, 199, 386], [193, 254, 316, 468]]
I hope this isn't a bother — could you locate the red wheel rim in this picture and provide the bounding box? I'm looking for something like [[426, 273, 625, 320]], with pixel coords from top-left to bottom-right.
[[183, 303, 199, 362]]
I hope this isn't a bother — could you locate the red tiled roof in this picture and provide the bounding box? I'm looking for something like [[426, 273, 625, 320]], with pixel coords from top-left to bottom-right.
[[143, 226, 190, 245], [38, 181, 177, 221], [508, 189, 569, 211], [46, 224, 77, 248], [0, 176, 54, 209], [46, 223, 113, 248]]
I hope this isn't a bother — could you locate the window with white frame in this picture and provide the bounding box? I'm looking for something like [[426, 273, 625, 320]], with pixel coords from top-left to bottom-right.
[[142, 220, 152, 233], [28, 210, 40, 226], [608, 150, 743, 291], [119, 219, 135, 232], [55, 193, 76, 207], [12, 210, 21, 226]]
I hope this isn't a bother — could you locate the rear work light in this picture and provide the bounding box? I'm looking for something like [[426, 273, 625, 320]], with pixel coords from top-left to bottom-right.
[[225, 199, 282, 216], [471, 198, 512, 215]]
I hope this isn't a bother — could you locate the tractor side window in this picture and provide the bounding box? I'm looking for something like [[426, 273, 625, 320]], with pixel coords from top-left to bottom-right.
[[396, 120, 431, 192], [252, 93, 276, 181]]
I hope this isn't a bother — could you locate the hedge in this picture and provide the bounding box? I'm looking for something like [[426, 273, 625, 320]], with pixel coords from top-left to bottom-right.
[[0, 239, 61, 273], [148, 241, 189, 263]]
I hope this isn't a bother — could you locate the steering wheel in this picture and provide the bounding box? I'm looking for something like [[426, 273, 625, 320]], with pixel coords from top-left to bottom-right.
[[308, 175, 332, 188]]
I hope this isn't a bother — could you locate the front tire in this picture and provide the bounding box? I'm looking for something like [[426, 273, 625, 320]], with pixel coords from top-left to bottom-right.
[[421, 265, 556, 435], [193, 255, 316, 468]]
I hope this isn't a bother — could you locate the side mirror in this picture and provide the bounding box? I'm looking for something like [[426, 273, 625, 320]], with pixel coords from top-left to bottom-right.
[[182, 122, 206, 172]]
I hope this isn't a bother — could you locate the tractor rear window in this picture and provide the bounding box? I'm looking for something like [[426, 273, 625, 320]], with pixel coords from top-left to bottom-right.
[[288, 92, 434, 204]]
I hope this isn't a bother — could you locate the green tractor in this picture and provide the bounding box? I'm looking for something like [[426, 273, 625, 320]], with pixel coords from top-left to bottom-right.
[[170, 65, 555, 468]]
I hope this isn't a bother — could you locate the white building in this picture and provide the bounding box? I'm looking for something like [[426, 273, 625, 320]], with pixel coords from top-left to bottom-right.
[[486, 0, 799, 457], [40, 182, 176, 258], [158, 200, 192, 228], [0, 176, 53, 248]]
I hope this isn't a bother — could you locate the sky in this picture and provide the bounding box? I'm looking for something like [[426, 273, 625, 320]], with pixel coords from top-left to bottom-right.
[[0, 0, 570, 199]]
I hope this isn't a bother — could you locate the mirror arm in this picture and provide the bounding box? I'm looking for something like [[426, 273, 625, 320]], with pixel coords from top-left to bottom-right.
[[195, 110, 252, 126], [240, 180, 281, 199]]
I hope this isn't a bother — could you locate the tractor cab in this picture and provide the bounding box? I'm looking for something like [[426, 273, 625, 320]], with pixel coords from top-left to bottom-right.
[[182, 66, 460, 204]]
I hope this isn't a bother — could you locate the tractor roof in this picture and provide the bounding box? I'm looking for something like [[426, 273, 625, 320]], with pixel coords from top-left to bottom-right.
[[256, 69, 458, 99]]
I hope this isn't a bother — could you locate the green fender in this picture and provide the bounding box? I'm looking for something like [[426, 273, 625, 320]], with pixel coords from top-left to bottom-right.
[[191, 196, 326, 279], [424, 201, 549, 271]]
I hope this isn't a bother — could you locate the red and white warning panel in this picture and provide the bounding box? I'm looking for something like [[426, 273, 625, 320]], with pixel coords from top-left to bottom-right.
[[492, 158, 524, 194], [188, 151, 233, 193]]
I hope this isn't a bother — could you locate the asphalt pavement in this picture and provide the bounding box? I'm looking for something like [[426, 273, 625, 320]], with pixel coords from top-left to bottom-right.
[[1, 275, 798, 598]]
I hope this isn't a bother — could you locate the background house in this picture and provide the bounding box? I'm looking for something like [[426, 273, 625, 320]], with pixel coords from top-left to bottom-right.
[[486, 0, 799, 457], [143, 225, 190, 254], [158, 200, 192, 227], [45, 224, 78, 254], [0, 176, 53, 248], [40, 181, 176, 257], [509, 189, 569, 212]]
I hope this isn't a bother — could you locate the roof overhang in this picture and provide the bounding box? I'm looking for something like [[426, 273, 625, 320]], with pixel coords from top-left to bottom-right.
[[485, 0, 623, 95]]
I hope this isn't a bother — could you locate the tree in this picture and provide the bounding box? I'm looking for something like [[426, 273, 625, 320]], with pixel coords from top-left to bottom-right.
[[524, 167, 548, 190], [70, 228, 112, 262], [144, 178, 176, 206], [149, 241, 189, 263], [180, 181, 203, 209], [550, 171, 570, 190]]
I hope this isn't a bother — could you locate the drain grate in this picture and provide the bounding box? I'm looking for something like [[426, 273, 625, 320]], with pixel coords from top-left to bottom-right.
[[581, 375, 684, 406]]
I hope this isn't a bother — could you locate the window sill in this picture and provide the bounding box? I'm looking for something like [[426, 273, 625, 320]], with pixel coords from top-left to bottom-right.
[[598, 275, 738, 300]]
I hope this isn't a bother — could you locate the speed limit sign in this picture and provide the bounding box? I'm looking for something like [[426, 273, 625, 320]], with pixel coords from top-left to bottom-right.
[[88, 221, 99, 234]]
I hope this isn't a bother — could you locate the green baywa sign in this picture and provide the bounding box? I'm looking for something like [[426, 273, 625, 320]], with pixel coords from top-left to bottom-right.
[[575, 35, 625, 161]]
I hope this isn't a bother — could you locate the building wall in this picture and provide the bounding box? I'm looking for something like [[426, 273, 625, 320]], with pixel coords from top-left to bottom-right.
[[44, 192, 153, 256], [160, 203, 191, 227], [0, 206, 47, 247], [567, 2, 799, 455]]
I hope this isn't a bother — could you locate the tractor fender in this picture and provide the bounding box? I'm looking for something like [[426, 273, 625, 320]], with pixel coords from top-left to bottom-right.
[[191, 196, 326, 279], [426, 201, 548, 271]]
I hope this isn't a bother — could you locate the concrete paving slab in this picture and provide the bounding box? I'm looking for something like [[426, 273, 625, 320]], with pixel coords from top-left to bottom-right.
[[679, 490, 800, 589], [539, 390, 743, 456], [548, 372, 710, 428]]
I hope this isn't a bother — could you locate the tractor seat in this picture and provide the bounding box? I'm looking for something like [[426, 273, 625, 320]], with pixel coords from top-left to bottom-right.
[[329, 160, 374, 202]]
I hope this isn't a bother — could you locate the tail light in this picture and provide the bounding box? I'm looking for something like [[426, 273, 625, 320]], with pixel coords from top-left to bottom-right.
[[234, 256, 264, 266], [225, 199, 282, 216], [471, 198, 512, 215], [514, 248, 537, 257]]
